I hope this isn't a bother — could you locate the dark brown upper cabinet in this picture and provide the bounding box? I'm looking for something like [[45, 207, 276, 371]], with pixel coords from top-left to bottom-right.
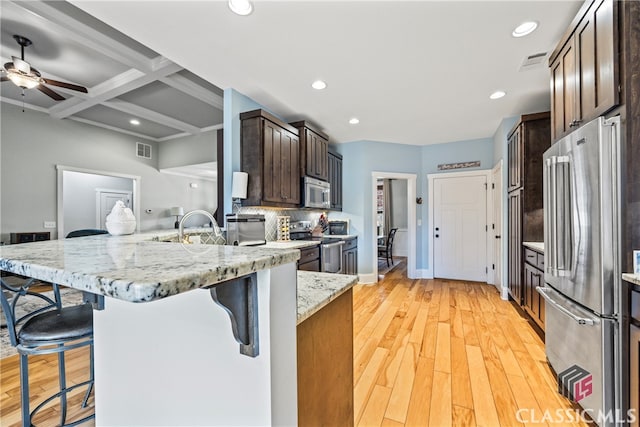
[[328, 150, 343, 211], [240, 109, 301, 208], [549, 0, 619, 141], [290, 121, 329, 182]]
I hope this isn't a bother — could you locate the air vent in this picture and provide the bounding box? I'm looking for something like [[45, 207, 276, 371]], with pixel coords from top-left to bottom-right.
[[519, 52, 548, 71], [136, 142, 152, 159]]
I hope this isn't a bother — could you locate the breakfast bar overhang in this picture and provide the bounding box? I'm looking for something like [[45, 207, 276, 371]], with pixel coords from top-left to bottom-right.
[[0, 234, 301, 426]]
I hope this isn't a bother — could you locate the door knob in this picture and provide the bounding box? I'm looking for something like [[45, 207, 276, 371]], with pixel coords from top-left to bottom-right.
[[435, 234, 439, 238], [495, 235, 501, 239]]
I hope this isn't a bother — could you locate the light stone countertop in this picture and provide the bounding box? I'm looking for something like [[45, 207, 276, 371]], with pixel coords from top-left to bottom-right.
[[622, 273, 640, 288], [0, 232, 299, 303], [523, 241, 544, 252], [262, 241, 320, 249], [297, 271, 358, 324]]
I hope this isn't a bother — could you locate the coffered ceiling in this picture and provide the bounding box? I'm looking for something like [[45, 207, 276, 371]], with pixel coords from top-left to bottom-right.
[[0, 0, 224, 142]]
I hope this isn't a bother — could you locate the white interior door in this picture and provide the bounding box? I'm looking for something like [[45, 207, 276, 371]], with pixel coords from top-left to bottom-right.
[[98, 191, 132, 229], [433, 175, 487, 281], [492, 164, 503, 289]]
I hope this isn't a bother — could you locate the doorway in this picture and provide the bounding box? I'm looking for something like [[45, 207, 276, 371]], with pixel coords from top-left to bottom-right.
[[57, 165, 140, 238], [371, 172, 417, 281], [428, 169, 491, 282]]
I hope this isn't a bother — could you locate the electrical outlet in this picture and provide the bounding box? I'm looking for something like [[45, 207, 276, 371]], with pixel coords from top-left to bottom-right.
[[44, 221, 56, 229]]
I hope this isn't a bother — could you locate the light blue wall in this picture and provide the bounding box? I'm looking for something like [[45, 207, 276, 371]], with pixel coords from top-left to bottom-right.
[[337, 137, 494, 276]]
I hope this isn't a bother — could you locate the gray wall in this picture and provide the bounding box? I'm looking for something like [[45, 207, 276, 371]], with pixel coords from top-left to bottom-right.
[[158, 129, 218, 169], [0, 102, 216, 241]]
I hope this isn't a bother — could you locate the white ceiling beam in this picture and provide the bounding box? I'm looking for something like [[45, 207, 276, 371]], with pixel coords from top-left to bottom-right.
[[7, 0, 154, 72], [49, 62, 182, 119], [157, 123, 224, 142], [159, 74, 224, 110], [103, 99, 201, 135]]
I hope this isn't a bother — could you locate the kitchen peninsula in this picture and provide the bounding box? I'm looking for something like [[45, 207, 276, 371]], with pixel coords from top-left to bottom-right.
[[0, 232, 357, 426]]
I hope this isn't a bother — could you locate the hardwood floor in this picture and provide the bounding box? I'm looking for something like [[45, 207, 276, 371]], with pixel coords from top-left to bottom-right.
[[0, 260, 585, 426], [353, 261, 587, 427]]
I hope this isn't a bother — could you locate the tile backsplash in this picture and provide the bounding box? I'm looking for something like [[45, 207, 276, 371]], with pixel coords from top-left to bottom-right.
[[235, 207, 324, 241]]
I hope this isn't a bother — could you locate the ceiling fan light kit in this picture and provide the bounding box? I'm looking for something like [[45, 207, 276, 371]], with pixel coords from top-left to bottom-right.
[[1, 34, 88, 100]]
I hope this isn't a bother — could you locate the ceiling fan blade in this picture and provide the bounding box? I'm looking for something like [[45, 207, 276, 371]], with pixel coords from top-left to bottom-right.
[[42, 78, 87, 93], [37, 84, 65, 101], [1, 76, 8, 82], [12, 56, 31, 74]]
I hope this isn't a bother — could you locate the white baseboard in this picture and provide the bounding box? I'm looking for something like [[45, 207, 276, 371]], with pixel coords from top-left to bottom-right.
[[501, 286, 509, 300], [416, 269, 433, 279], [357, 273, 377, 284]]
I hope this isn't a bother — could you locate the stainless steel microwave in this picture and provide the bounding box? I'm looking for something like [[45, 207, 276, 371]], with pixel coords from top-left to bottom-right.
[[303, 176, 330, 209]]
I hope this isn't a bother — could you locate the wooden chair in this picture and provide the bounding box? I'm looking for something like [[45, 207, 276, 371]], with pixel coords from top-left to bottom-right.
[[377, 228, 398, 267]]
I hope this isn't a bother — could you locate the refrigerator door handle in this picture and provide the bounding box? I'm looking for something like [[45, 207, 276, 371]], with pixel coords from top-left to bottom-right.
[[546, 157, 557, 273], [537, 286, 598, 326]]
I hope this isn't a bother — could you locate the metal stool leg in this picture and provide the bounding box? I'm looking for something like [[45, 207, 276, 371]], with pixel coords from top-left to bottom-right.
[[58, 348, 68, 426], [82, 344, 94, 408], [19, 354, 31, 427]]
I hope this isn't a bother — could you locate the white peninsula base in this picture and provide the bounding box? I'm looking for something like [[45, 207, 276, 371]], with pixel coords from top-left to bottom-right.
[[93, 263, 298, 426]]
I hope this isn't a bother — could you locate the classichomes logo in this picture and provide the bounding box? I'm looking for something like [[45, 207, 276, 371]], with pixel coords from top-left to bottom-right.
[[558, 365, 593, 402]]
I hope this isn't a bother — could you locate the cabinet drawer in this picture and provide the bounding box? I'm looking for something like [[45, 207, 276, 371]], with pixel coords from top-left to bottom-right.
[[524, 247, 544, 270], [298, 259, 320, 272], [299, 246, 320, 264], [342, 238, 357, 251]]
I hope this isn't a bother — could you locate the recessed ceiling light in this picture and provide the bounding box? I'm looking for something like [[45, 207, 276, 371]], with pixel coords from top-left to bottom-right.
[[311, 80, 327, 90], [130, 119, 140, 126], [512, 21, 538, 37], [228, 0, 253, 16], [349, 118, 360, 125], [489, 91, 506, 100]]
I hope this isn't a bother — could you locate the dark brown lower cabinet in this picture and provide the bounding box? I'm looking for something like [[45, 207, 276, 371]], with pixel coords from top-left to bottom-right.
[[297, 288, 353, 426], [508, 190, 522, 304], [298, 246, 320, 272], [523, 247, 545, 330], [341, 237, 357, 275]]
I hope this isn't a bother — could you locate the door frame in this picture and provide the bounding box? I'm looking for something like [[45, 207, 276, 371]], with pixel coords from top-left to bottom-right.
[[490, 160, 503, 290], [371, 172, 417, 280], [427, 168, 492, 281]]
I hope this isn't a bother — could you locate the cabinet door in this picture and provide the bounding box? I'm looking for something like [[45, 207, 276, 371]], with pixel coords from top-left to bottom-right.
[[328, 152, 343, 211], [576, 0, 617, 123], [524, 262, 544, 329], [507, 127, 522, 191], [306, 130, 329, 181], [263, 122, 300, 205], [508, 190, 522, 304], [550, 39, 577, 141], [342, 248, 357, 275]]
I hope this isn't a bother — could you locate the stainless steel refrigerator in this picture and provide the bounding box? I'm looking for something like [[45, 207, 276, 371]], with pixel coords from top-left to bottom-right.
[[539, 115, 622, 426]]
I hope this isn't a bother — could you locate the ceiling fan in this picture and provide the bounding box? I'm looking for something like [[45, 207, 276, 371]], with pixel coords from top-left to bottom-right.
[[1, 35, 88, 101]]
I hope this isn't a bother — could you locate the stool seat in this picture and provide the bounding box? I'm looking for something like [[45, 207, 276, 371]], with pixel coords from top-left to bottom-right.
[[19, 303, 93, 343]]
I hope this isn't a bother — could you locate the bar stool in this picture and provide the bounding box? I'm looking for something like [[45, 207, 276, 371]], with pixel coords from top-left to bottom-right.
[[0, 278, 94, 426]]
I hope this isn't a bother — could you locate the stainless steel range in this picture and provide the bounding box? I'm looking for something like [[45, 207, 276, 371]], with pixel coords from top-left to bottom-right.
[[290, 222, 344, 274]]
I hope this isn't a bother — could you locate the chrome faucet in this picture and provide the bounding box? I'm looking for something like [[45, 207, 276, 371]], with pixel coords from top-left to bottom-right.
[[178, 209, 221, 242]]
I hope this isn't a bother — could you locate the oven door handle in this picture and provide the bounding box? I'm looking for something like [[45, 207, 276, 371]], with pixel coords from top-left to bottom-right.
[[322, 241, 345, 249]]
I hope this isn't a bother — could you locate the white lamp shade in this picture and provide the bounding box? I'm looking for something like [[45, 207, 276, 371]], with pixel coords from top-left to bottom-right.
[[170, 206, 184, 216], [231, 172, 248, 199]]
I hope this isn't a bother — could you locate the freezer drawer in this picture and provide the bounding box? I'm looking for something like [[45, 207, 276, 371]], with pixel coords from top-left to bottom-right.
[[538, 286, 617, 426]]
